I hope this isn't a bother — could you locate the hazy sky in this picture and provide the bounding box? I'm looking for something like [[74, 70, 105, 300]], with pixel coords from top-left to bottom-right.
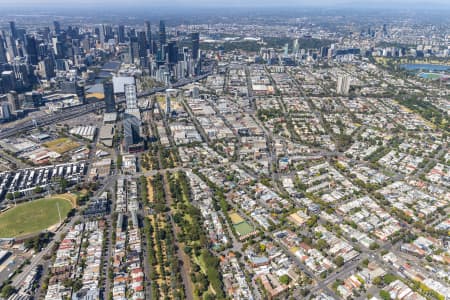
[[1, 0, 449, 7]]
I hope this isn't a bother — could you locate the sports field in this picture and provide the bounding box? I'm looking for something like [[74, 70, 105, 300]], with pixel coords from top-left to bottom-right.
[[0, 197, 73, 238]]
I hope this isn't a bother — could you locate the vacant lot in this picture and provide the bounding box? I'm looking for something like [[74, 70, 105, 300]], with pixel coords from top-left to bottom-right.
[[0, 198, 73, 238], [43, 137, 81, 154]]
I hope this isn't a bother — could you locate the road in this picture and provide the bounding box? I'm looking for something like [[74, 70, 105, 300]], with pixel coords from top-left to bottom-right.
[[12, 214, 81, 288]]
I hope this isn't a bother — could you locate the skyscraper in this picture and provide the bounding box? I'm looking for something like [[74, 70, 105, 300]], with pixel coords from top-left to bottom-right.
[[191, 32, 200, 60], [165, 92, 171, 116], [53, 21, 61, 35], [125, 84, 138, 110], [167, 40, 178, 65], [128, 37, 139, 64], [38, 57, 55, 79], [336, 75, 351, 95], [117, 25, 125, 43], [0, 102, 11, 121], [7, 91, 20, 112], [103, 81, 116, 113], [25, 34, 38, 65], [144, 21, 152, 51], [137, 31, 147, 58], [9, 21, 17, 39], [159, 20, 166, 48], [0, 34, 7, 63], [8, 36, 18, 58]]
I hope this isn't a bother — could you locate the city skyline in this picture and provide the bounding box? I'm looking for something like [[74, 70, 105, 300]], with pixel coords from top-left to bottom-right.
[[1, 0, 450, 8]]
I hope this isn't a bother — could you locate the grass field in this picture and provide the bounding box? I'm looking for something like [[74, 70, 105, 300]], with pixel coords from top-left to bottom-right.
[[0, 198, 73, 238], [43, 137, 81, 154]]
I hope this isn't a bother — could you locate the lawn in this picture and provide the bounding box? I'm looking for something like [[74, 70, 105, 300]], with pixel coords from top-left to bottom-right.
[[234, 221, 255, 237], [43, 137, 81, 154], [0, 198, 73, 238]]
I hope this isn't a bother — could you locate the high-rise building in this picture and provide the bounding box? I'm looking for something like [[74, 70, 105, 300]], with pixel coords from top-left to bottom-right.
[[0, 34, 7, 63], [9, 21, 17, 39], [7, 90, 20, 111], [165, 92, 171, 115], [117, 25, 125, 43], [38, 56, 55, 79], [103, 81, 116, 113], [0, 102, 11, 121], [125, 84, 138, 110], [8, 36, 18, 58], [128, 37, 139, 64], [191, 32, 200, 60], [336, 75, 351, 95], [159, 20, 166, 48], [144, 21, 152, 51], [23, 91, 43, 108], [137, 31, 147, 59], [167, 40, 178, 65], [53, 21, 61, 35], [292, 38, 300, 54], [25, 34, 38, 65], [101, 24, 113, 43]]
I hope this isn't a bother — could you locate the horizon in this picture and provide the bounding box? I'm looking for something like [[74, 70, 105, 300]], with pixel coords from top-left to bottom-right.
[[1, 0, 450, 9]]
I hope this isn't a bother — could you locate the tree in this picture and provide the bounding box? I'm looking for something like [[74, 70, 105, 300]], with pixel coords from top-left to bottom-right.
[[279, 274, 290, 285], [334, 256, 345, 267], [362, 258, 370, 267], [316, 239, 329, 251], [372, 276, 382, 286], [369, 242, 380, 250], [383, 274, 397, 285], [1, 285, 15, 298], [59, 178, 68, 192], [379, 290, 391, 300]]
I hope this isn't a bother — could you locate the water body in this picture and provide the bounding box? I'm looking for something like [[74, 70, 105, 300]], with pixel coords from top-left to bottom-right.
[[401, 64, 450, 72], [419, 72, 447, 80]]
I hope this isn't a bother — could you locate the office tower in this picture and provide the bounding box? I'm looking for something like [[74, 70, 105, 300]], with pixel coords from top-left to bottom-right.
[[137, 31, 147, 58], [191, 32, 200, 60], [8, 36, 18, 58], [1, 71, 16, 92], [192, 86, 199, 98], [125, 84, 138, 110], [23, 91, 43, 108], [144, 21, 152, 51], [25, 35, 38, 65], [283, 43, 289, 56], [165, 92, 171, 115], [103, 81, 116, 113], [0, 102, 11, 121], [383, 24, 388, 36], [101, 25, 113, 43], [167, 40, 178, 65], [7, 91, 20, 111], [38, 57, 55, 79], [128, 37, 139, 64], [123, 114, 143, 153], [9, 21, 17, 39], [292, 38, 300, 54], [320, 47, 329, 58], [0, 34, 7, 63], [336, 75, 351, 95], [159, 20, 166, 48], [53, 21, 61, 34], [117, 25, 125, 43]]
